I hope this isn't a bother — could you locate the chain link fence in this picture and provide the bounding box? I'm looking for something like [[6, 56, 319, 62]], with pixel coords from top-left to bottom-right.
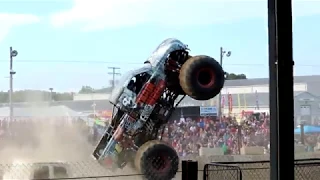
[[1, 157, 319, 180], [0, 155, 319, 180], [203, 159, 320, 180], [203, 164, 242, 180], [0, 160, 178, 180], [0, 157, 185, 180]]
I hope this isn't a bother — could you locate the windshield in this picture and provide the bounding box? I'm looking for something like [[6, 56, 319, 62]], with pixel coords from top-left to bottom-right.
[[147, 38, 188, 64], [108, 71, 133, 105], [115, 63, 152, 88], [109, 63, 152, 104], [116, 70, 134, 88]]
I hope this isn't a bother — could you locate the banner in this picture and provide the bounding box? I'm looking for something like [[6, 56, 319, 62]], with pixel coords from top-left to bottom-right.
[[221, 95, 225, 108], [228, 93, 233, 114], [200, 106, 218, 117], [94, 118, 106, 127], [99, 110, 113, 118]]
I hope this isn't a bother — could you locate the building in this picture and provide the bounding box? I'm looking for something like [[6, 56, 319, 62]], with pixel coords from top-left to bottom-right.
[[73, 93, 110, 101], [55, 75, 320, 119], [212, 75, 320, 125], [294, 92, 320, 125], [1, 75, 319, 122]]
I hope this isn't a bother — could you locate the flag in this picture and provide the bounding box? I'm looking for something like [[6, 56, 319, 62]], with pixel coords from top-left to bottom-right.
[[95, 118, 106, 127], [237, 94, 241, 110], [221, 94, 225, 108]]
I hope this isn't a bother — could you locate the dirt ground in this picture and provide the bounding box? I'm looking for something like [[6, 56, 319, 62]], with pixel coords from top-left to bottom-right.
[[0, 122, 92, 163], [0, 121, 148, 180]]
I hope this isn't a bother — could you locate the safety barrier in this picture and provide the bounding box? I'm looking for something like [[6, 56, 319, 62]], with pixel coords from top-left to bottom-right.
[[203, 159, 320, 180], [0, 158, 182, 180], [0, 154, 320, 180]]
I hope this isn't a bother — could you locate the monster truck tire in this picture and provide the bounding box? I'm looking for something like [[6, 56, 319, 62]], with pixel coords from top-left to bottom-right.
[[135, 140, 179, 180], [179, 55, 224, 100]]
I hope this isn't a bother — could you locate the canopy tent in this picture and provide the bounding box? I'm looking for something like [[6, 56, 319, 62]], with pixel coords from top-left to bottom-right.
[[294, 125, 320, 134], [94, 118, 107, 127]]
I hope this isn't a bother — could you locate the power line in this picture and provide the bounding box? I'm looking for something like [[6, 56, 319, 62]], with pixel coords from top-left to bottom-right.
[[0, 60, 134, 64], [0, 60, 318, 67]]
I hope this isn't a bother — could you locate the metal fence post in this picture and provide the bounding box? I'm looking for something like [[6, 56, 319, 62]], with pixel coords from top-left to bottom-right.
[[182, 160, 198, 180], [300, 123, 305, 144]]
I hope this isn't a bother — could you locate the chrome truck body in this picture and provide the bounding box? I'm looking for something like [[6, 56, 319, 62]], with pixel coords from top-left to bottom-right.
[[92, 38, 225, 180], [108, 38, 188, 105]]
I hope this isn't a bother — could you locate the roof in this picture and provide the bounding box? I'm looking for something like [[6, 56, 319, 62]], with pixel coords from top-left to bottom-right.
[[0, 105, 79, 117], [87, 75, 320, 92], [3, 100, 113, 113], [1, 74, 320, 113], [0, 91, 313, 114], [0, 92, 316, 117], [224, 75, 320, 87], [53, 100, 113, 112], [93, 87, 113, 93]]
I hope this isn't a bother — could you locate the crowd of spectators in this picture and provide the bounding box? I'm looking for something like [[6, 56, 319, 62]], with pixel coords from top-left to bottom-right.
[[162, 113, 271, 156], [88, 112, 273, 156], [3, 112, 320, 157]]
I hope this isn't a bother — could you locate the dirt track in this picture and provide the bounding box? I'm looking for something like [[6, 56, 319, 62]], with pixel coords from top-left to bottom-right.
[[0, 121, 187, 180], [0, 121, 144, 179], [0, 122, 92, 163]]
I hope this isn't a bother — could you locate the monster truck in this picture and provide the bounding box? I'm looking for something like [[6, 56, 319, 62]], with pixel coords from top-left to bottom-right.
[[92, 38, 225, 180]]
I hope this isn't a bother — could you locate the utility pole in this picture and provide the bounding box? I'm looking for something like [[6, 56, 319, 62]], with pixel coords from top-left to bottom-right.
[[92, 102, 96, 116], [108, 67, 121, 88], [49, 88, 53, 102], [9, 47, 18, 122], [218, 47, 231, 121]]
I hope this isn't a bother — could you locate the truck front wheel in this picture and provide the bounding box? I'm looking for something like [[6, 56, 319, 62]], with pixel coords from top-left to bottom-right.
[[135, 140, 179, 180]]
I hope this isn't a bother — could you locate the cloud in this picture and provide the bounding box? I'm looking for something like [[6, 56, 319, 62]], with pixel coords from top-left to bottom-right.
[[49, 0, 320, 31], [0, 13, 40, 42]]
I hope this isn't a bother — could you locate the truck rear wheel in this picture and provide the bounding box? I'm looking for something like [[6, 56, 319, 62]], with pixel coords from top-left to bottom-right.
[[179, 55, 224, 100], [135, 140, 179, 180]]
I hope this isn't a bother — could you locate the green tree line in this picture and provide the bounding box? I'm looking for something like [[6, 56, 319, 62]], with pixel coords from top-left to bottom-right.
[[225, 73, 247, 80], [0, 90, 73, 103]]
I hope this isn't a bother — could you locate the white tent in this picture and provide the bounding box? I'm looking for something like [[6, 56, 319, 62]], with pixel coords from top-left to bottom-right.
[[0, 105, 79, 118]]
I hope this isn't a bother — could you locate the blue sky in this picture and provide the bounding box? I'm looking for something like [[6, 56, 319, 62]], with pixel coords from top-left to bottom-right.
[[0, 0, 319, 92]]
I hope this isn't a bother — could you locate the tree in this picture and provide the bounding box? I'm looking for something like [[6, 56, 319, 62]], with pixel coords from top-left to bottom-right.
[[225, 73, 247, 80], [53, 92, 73, 101], [0, 90, 73, 103], [0, 85, 109, 103], [78, 86, 95, 94], [0, 91, 8, 103]]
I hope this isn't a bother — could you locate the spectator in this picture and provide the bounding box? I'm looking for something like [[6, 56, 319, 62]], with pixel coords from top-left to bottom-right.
[[164, 112, 272, 156]]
